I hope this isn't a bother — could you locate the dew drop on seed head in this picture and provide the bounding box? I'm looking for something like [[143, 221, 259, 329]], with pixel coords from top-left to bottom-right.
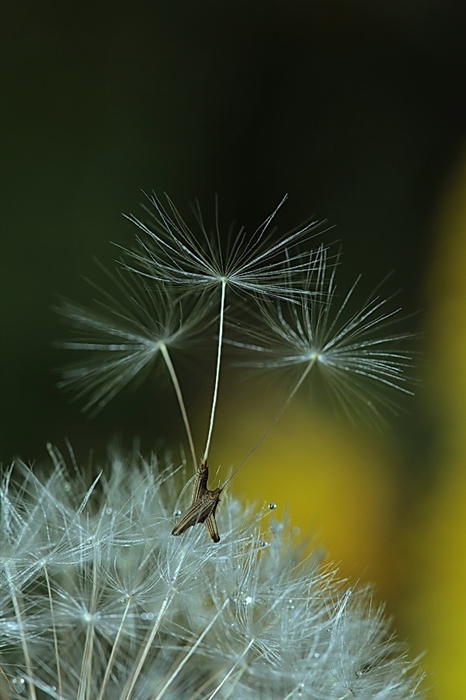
[[12, 676, 26, 693]]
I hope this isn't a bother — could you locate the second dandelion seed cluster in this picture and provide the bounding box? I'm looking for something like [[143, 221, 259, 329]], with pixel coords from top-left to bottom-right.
[[1, 195, 424, 699]]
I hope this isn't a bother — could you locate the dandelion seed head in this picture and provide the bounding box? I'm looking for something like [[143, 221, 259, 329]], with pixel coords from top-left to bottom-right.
[[42, 195, 423, 697], [1, 450, 425, 699]]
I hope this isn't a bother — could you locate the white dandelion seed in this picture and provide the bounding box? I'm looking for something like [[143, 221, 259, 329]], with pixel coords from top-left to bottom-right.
[[228, 245, 415, 426], [123, 193, 325, 463], [123, 192, 322, 300], [56, 266, 213, 466]]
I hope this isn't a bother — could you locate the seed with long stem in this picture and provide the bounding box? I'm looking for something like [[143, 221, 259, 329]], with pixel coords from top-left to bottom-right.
[[229, 246, 415, 425]]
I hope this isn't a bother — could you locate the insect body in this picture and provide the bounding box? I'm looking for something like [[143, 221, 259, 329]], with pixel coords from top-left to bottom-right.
[[172, 461, 223, 542]]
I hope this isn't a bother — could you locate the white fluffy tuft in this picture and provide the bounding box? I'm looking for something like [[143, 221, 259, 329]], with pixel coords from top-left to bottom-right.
[[1, 448, 425, 700]]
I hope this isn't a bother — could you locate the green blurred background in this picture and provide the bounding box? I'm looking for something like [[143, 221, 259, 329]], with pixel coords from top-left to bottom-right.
[[1, 1, 465, 696]]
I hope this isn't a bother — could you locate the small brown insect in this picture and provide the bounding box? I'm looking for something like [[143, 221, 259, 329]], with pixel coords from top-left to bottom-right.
[[172, 461, 223, 542]]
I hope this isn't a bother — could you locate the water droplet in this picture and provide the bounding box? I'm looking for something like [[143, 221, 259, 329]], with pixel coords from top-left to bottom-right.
[[12, 676, 26, 693], [141, 611, 154, 621], [268, 502, 277, 510]]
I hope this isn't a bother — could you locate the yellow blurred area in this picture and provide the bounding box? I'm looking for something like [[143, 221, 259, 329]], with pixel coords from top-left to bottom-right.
[[214, 149, 466, 698], [404, 149, 466, 698], [214, 391, 401, 599]]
